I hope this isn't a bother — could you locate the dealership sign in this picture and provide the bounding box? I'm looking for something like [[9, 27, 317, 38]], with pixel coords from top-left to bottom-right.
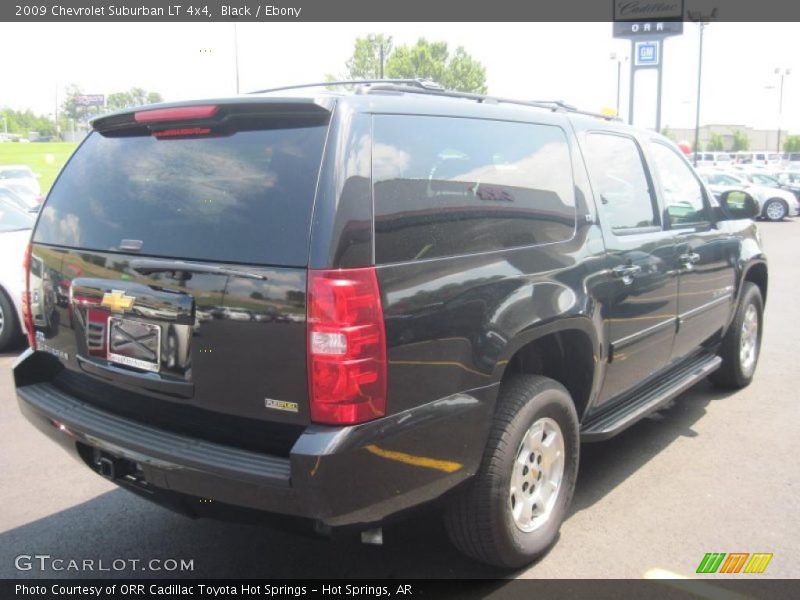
[[613, 0, 684, 38], [75, 94, 105, 107]]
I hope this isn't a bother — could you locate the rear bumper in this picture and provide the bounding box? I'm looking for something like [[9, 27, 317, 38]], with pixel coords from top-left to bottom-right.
[[14, 349, 494, 529]]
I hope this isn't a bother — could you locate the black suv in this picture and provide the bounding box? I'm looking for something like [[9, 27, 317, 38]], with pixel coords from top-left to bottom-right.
[[13, 81, 767, 569]]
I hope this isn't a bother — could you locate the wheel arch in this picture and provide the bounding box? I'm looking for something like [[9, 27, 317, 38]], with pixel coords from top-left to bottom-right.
[[493, 318, 602, 423]]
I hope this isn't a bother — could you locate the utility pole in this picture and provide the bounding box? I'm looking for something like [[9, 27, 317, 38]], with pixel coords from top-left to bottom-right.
[[692, 22, 707, 166], [379, 43, 384, 79]]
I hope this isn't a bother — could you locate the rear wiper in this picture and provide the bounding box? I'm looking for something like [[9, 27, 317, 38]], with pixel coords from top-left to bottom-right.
[[130, 259, 268, 281]]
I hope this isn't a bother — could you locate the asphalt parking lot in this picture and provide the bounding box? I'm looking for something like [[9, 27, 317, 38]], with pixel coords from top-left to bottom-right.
[[1, 220, 798, 580]]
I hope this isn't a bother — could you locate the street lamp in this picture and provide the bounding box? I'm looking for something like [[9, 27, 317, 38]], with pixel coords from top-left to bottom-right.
[[692, 22, 708, 167], [609, 53, 626, 117], [774, 67, 791, 153]]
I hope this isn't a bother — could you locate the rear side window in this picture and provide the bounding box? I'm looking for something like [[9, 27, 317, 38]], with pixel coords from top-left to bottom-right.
[[372, 115, 576, 264], [583, 133, 657, 232], [34, 118, 329, 266]]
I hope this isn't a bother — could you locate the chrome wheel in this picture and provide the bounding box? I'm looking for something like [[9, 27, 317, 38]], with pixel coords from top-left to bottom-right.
[[0, 301, 5, 337], [509, 417, 565, 533], [739, 303, 759, 376], [765, 200, 786, 221]]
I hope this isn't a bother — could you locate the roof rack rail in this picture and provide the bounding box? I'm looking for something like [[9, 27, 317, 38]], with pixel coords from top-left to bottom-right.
[[248, 78, 444, 95], [364, 83, 620, 121]]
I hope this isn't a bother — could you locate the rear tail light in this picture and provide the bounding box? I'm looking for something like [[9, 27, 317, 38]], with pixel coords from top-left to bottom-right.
[[134, 105, 219, 123], [21, 242, 36, 349], [307, 268, 387, 425]]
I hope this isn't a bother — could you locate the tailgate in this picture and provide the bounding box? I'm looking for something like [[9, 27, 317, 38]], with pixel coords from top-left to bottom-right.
[[26, 102, 331, 453]]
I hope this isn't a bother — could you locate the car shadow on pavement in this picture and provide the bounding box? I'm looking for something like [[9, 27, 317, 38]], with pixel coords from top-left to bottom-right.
[[571, 379, 732, 515], [0, 487, 504, 579], [0, 378, 733, 580]]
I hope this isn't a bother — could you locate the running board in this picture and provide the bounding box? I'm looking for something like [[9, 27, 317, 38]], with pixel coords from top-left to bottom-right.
[[581, 353, 722, 442]]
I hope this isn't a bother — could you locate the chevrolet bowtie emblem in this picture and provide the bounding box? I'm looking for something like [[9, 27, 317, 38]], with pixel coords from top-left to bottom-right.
[[101, 290, 135, 313]]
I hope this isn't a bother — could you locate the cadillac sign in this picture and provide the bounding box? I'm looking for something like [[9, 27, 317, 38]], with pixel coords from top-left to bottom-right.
[[613, 0, 684, 38]]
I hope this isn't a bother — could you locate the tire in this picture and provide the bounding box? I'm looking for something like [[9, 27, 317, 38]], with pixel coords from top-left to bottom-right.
[[709, 282, 763, 389], [0, 288, 22, 352], [762, 198, 787, 221], [444, 375, 579, 569]]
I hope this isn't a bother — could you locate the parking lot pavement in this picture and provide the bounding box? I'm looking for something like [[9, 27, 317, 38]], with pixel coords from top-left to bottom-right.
[[1, 221, 798, 580]]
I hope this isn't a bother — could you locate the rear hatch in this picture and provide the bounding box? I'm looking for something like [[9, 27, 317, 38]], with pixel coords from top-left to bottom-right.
[[28, 99, 332, 456]]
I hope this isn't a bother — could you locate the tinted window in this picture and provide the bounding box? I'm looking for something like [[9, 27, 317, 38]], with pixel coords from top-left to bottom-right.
[[34, 118, 329, 266], [649, 142, 708, 226], [583, 133, 657, 232], [372, 115, 575, 264]]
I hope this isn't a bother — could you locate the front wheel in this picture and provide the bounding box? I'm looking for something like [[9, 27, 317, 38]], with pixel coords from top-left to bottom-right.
[[444, 375, 579, 569], [763, 198, 787, 221], [709, 282, 763, 389]]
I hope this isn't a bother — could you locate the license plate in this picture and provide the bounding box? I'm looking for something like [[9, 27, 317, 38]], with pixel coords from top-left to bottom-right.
[[107, 317, 161, 372]]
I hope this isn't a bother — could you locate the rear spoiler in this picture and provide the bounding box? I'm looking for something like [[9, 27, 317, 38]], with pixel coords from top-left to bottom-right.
[[91, 96, 335, 134]]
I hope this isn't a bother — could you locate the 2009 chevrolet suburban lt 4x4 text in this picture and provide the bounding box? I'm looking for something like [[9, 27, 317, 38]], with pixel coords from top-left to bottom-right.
[[13, 80, 767, 568]]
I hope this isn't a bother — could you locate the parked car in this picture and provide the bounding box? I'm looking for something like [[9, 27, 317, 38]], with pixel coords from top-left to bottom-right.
[[13, 81, 768, 569], [0, 182, 40, 212], [0, 201, 34, 350], [0, 165, 41, 197], [736, 169, 800, 200], [781, 153, 800, 170], [735, 151, 782, 167], [690, 152, 733, 168], [697, 169, 799, 221]]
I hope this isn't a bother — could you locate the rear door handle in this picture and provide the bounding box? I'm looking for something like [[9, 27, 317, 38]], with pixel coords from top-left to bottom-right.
[[612, 264, 642, 284]]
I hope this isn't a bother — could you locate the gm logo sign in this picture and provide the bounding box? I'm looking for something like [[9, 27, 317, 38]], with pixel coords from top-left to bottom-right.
[[696, 552, 773, 574], [635, 41, 659, 66]]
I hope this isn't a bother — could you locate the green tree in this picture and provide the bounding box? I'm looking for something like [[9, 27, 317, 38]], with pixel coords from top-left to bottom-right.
[[0, 108, 57, 137], [338, 34, 393, 80], [106, 87, 163, 112], [731, 130, 750, 152], [707, 132, 725, 151], [783, 135, 800, 153], [661, 126, 677, 142], [386, 38, 487, 93]]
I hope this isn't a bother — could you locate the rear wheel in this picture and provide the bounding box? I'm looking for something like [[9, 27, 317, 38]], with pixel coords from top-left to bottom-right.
[[0, 288, 22, 352], [710, 282, 763, 389], [444, 375, 579, 569], [763, 198, 787, 221]]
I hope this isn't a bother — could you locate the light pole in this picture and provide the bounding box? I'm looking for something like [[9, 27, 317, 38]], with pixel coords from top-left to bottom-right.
[[610, 53, 622, 117], [692, 22, 708, 167], [774, 67, 791, 153], [1, 116, 7, 135]]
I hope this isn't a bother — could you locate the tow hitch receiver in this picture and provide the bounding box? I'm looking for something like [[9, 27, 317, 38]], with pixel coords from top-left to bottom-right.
[[93, 449, 135, 481]]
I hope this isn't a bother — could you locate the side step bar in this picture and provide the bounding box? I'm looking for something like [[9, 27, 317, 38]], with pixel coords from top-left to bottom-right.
[[581, 353, 722, 442]]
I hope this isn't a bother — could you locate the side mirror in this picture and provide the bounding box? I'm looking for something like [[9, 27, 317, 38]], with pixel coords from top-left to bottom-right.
[[718, 190, 759, 220]]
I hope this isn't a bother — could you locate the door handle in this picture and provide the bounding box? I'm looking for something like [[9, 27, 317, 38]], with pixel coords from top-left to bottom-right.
[[679, 253, 701, 267], [612, 264, 642, 284]]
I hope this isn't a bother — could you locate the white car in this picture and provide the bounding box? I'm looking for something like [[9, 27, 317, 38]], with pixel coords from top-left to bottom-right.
[[0, 165, 41, 197], [690, 152, 733, 168], [0, 201, 34, 350], [697, 169, 800, 221]]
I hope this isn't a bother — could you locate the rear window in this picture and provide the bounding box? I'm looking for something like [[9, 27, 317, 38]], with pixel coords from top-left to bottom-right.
[[34, 117, 329, 266], [372, 115, 576, 264]]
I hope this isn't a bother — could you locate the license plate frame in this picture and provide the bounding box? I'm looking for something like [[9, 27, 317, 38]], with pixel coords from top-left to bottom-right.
[[107, 317, 161, 373]]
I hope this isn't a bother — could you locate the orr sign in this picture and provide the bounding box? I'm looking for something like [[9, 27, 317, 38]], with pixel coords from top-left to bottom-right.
[[613, 0, 685, 38]]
